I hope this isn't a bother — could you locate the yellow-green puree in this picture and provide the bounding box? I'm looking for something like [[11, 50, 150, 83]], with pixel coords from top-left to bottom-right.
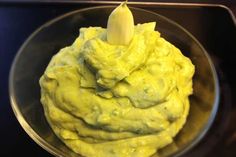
[[40, 3, 195, 157]]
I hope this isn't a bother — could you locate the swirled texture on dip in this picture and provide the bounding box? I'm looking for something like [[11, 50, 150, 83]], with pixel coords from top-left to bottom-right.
[[39, 22, 195, 157]]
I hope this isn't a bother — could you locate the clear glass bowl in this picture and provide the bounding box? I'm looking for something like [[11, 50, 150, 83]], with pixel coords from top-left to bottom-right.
[[9, 6, 219, 157]]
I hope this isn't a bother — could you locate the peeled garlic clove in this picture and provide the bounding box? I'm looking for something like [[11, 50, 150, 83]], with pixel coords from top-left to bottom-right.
[[107, 2, 134, 45]]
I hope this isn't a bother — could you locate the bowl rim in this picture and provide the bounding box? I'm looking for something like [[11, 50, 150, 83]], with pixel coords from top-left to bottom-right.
[[9, 5, 220, 157]]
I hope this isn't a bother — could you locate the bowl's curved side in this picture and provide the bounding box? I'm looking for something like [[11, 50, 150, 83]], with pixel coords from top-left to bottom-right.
[[144, 8, 220, 157], [9, 6, 219, 157], [9, 19, 70, 157]]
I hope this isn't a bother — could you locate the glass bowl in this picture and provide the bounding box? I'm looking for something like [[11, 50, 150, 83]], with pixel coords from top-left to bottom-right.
[[9, 6, 219, 157]]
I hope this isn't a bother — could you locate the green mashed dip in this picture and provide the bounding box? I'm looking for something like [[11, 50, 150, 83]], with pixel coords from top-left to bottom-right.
[[39, 22, 195, 157]]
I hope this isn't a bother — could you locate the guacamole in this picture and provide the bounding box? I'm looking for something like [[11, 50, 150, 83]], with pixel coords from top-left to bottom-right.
[[39, 22, 194, 157]]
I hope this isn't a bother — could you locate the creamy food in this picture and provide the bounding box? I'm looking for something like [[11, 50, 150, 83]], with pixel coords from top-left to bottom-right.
[[39, 3, 195, 157]]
